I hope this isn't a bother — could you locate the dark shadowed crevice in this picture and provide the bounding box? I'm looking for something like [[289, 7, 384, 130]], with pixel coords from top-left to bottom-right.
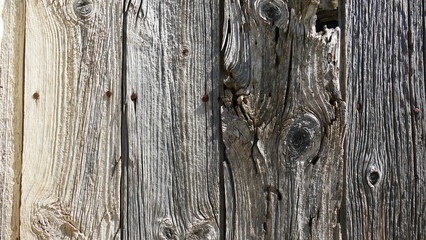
[[337, 0, 347, 239], [120, 1, 130, 239], [316, 3, 338, 33], [14, 2, 27, 240], [218, 0, 227, 238]]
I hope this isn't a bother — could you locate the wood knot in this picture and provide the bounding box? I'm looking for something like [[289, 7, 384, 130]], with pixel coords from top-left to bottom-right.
[[280, 113, 323, 161], [186, 221, 218, 239], [260, 2, 281, 22], [257, 0, 288, 28], [158, 219, 178, 240], [31, 201, 85, 239], [180, 46, 190, 58], [74, 0, 94, 19], [287, 127, 311, 153], [367, 170, 381, 186]]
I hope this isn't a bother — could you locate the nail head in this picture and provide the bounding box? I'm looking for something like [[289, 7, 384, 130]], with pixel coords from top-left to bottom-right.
[[105, 90, 112, 98], [202, 95, 209, 102], [32, 92, 39, 100]]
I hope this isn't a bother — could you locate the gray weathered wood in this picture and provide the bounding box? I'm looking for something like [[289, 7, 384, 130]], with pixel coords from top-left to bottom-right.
[[344, 0, 426, 239], [122, 0, 222, 239], [20, 1, 122, 238], [221, 0, 345, 239], [0, 1, 25, 239]]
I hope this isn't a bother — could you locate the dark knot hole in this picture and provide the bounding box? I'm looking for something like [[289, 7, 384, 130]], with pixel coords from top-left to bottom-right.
[[288, 127, 311, 153], [261, 3, 281, 22], [368, 171, 380, 185]]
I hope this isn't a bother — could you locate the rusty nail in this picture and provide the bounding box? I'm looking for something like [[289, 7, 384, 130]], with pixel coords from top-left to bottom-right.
[[32, 92, 39, 100], [105, 90, 112, 98], [202, 94, 209, 102], [414, 107, 420, 114]]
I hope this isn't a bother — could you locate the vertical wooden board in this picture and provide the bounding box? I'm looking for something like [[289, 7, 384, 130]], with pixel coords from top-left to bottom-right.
[[409, 0, 426, 236], [0, 1, 25, 239], [344, 0, 426, 239], [21, 0, 122, 239], [123, 0, 222, 239], [221, 0, 344, 239]]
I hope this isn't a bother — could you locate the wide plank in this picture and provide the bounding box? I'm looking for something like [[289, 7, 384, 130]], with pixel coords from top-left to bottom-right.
[[221, 0, 345, 239], [21, 1, 122, 238], [122, 0, 223, 238], [344, 0, 426, 239]]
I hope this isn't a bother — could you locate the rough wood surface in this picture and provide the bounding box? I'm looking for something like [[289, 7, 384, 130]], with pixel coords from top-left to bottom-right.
[[20, 1, 122, 239], [0, 1, 25, 239], [122, 0, 222, 239], [221, 0, 345, 239], [344, 0, 426, 239]]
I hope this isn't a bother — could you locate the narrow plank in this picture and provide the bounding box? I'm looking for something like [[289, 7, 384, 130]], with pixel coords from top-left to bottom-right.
[[222, 0, 345, 239], [21, 1, 122, 238], [0, 1, 25, 239], [344, 0, 426, 239], [122, 0, 222, 238]]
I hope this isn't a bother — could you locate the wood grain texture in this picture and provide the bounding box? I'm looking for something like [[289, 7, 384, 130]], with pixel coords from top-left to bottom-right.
[[122, 0, 222, 239], [21, 0, 122, 238], [0, 1, 25, 239], [222, 0, 345, 239], [344, 0, 426, 239]]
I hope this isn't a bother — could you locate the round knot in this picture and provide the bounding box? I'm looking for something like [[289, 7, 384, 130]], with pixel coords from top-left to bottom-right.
[[257, 0, 289, 29], [260, 2, 282, 22], [287, 127, 311, 153], [74, 0, 94, 19], [280, 113, 323, 161]]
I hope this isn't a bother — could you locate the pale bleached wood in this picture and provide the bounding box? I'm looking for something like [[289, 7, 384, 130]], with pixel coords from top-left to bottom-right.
[[344, 0, 426, 239], [21, 1, 122, 239], [122, 0, 222, 238], [222, 0, 345, 239], [0, 1, 25, 239]]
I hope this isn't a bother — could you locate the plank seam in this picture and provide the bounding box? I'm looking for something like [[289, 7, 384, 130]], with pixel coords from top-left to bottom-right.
[[15, 2, 27, 239], [120, 1, 130, 239]]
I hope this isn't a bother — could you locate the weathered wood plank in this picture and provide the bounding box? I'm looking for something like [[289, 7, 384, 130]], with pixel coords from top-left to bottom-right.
[[0, 1, 25, 239], [344, 0, 426, 239], [122, 0, 222, 239], [20, 1, 122, 238], [221, 0, 345, 239]]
